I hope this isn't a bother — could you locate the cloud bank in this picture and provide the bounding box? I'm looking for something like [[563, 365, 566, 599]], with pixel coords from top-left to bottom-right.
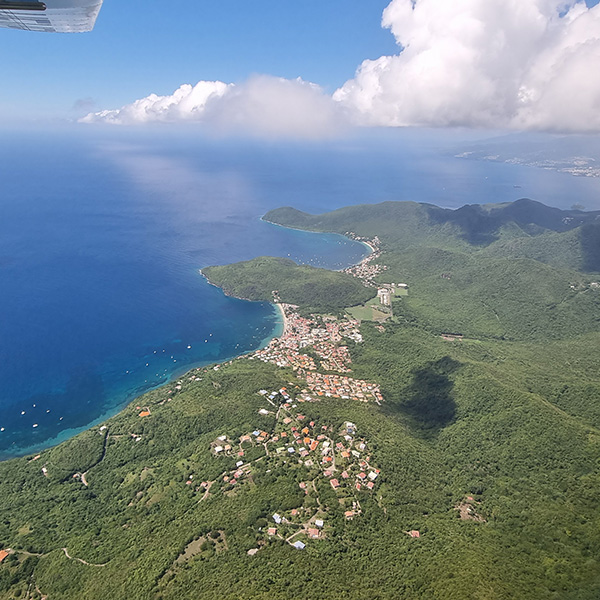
[[82, 0, 600, 134], [81, 76, 343, 139], [335, 0, 600, 132], [80, 80, 232, 125]]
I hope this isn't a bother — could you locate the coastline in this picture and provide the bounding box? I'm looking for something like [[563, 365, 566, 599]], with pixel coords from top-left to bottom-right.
[[261, 216, 374, 271], [2, 220, 369, 462], [274, 301, 288, 336]]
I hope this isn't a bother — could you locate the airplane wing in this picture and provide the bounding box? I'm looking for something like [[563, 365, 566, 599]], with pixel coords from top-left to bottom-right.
[[0, 0, 103, 32]]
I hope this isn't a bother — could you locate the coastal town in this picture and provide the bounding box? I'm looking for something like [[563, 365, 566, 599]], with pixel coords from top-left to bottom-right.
[[195, 239, 394, 552], [342, 234, 387, 285], [249, 306, 384, 404]]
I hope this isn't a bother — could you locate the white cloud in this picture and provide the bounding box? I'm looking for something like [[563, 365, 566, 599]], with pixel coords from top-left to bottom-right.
[[80, 80, 231, 125], [81, 1, 600, 134], [81, 75, 343, 139], [334, 0, 600, 132], [203, 75, 343, 139]]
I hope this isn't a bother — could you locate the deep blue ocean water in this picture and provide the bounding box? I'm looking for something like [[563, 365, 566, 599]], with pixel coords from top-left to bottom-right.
[[2, 127, 600, 459]]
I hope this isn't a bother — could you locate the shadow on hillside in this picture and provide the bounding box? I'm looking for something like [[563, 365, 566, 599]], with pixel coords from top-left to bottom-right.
[[581, 223, 600, 272], [398, 356, 460, 434], [428, 199, 599, 247]]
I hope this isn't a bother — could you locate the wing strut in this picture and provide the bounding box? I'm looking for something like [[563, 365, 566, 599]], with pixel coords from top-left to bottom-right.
[[0, 2, 46, 10]]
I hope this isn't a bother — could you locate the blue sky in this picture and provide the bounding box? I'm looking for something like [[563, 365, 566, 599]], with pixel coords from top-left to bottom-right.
[[2, 0, 599, 131], [1, 0, 396, 120]]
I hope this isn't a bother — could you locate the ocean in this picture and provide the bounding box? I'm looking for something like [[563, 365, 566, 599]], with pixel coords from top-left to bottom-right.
[[2, 127, 600, 459]]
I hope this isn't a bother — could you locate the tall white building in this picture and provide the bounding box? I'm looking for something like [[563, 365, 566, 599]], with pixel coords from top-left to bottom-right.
[[377, 288, 391, 307], [0, 0, 103, 32]]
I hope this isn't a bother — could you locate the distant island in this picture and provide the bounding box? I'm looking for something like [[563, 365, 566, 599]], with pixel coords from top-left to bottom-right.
[[1, 199, 600, 599], [455, 133, 600, 178]]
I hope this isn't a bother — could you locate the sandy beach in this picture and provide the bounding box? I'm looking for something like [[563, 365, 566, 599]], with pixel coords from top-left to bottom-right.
[[275, 302, 289, 337]]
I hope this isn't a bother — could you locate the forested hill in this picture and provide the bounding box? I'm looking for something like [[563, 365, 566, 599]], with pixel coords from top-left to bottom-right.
[[203, 257, 375, 311], [265, 199, 600, 272]]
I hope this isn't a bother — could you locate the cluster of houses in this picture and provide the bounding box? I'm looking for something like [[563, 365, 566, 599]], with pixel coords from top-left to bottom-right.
[[341, 235, 388, 286], [314, 342, 353, 373], [246, 305, 382, 406], [205, 388, 384, 551], [301, 372, 384, 405], [256, 308, 363, 360], [251, 344, 317, 371]]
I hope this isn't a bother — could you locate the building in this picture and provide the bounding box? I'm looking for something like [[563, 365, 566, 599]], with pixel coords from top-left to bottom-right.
[[377, 288, 392, 306]]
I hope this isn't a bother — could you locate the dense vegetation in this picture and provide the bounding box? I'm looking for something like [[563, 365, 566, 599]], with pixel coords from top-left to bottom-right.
[[266, 200, 600, 341], [203, 256, 375, 311], [265, 198, 600, 266], [1, 199, 600, 599]]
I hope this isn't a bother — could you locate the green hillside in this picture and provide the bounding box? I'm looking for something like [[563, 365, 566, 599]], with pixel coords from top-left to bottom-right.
[[1, 200, 600, 599], [265, 198, 600, 271], [203, 256, 375, 311]]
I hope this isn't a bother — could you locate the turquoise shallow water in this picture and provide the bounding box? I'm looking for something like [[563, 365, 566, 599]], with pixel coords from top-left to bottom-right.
[[2, 127, 600, 459]]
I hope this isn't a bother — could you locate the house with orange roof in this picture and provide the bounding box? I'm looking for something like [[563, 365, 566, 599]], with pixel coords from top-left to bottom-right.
[[0, 550, 9, 563], [138, 410, 151, 418]]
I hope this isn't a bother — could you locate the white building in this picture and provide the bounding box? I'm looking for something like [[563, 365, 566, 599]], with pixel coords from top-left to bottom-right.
[[377, 288, 391, 306]]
